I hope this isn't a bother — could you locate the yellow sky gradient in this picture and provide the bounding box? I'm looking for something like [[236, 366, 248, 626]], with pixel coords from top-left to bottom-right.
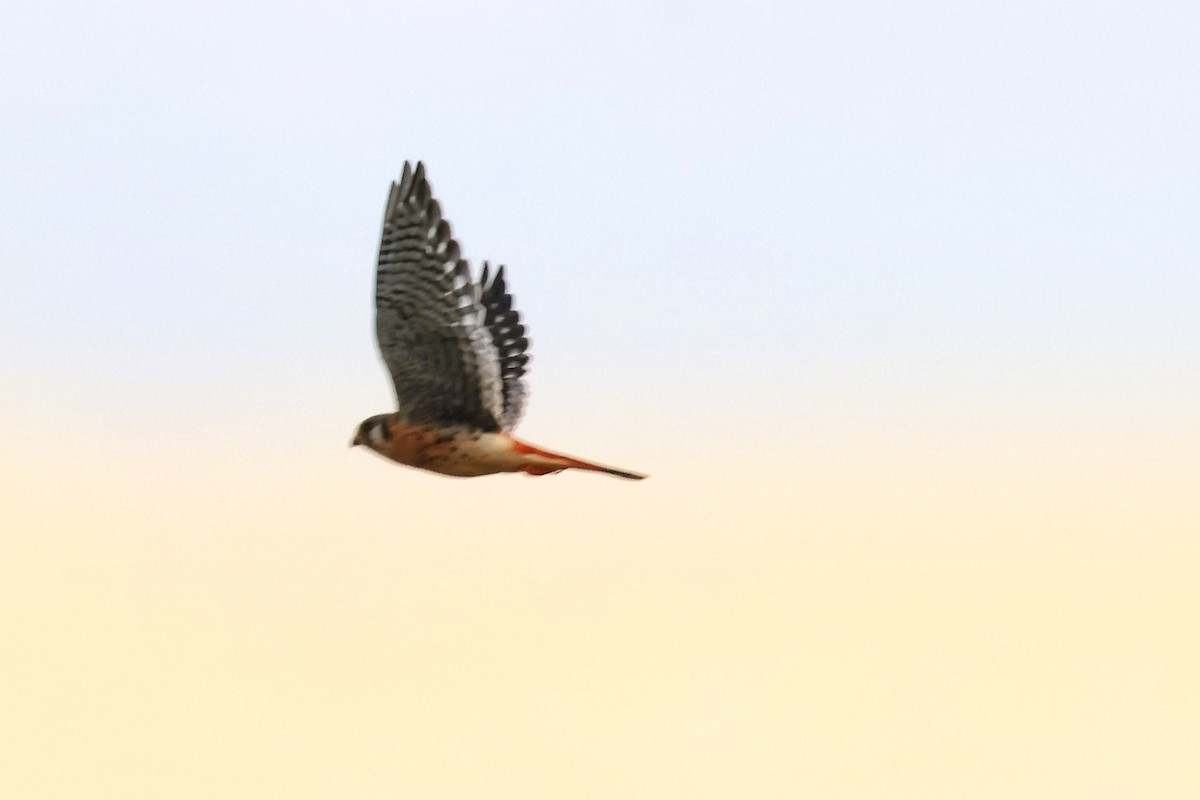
[[5, 400, 1197, 798]]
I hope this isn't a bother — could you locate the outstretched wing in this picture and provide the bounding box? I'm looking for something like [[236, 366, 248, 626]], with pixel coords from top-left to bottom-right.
[[375, 162, 504, 431], [479, 262, 530, 430]]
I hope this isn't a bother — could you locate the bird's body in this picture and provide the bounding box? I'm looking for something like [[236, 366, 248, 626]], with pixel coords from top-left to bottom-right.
[[355, 415, 644, 480], [352, 162, 645, 481]]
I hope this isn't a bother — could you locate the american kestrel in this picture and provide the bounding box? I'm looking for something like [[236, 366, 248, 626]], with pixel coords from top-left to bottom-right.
[[352, 162, 646, 480]]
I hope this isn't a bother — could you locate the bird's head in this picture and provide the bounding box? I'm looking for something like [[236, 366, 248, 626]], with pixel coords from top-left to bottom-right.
[[351, 414, 391, 449]]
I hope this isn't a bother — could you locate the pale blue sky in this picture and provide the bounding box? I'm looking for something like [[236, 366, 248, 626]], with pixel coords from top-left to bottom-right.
[[2, 0, 1197, 453]]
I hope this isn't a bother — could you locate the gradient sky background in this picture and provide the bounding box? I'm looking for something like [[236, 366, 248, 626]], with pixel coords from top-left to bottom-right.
[[3, 1, 1199, 797]]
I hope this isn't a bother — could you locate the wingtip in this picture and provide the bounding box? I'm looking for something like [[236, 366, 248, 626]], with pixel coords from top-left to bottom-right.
[[481, 261, 509, 295], [396, 161, 427, 197]]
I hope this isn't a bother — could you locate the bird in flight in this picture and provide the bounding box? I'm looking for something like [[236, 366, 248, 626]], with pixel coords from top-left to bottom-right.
[[352, 162, 646, 481]]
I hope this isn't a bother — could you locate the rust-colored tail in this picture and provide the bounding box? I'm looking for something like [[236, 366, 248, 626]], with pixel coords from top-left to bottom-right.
[[510, 438, 646, 480]]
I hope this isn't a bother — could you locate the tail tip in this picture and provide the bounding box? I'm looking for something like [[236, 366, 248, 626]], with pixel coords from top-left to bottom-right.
[[607, 468, 647, 481]]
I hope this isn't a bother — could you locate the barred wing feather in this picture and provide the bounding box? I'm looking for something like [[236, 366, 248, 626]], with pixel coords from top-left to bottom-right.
[[479, 262, 530, 430], [374, 162, 505, 431]]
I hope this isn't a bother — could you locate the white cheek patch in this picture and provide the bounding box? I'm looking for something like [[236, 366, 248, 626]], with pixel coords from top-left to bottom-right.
[[368, 421, 388, 446]]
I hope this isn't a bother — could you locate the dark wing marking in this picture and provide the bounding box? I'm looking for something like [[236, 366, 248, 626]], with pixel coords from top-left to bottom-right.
[[375, 162, 504, 431], [479, 262, 530, 430]]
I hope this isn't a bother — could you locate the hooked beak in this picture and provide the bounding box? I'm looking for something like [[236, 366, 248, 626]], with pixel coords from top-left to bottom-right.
[[351, 433, 362, 447]]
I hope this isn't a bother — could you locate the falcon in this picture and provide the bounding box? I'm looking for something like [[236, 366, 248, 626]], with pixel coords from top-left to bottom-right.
[[352, 162, 646, 480]]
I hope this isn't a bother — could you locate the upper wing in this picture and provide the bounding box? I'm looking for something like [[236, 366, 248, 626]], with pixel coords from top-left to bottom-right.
[[375, 162, 504, 431], [479, 262, 530, 430]]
